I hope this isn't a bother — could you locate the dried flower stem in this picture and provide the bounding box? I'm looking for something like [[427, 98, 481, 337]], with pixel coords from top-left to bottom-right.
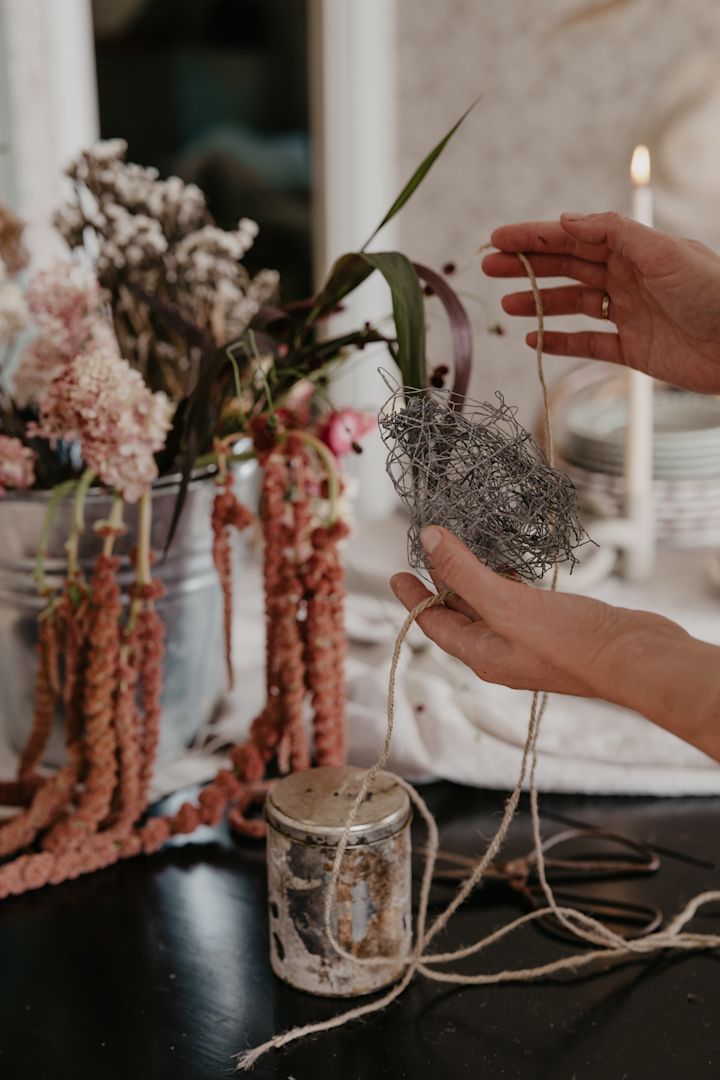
[[211, 463, 254, 688], [225, 344, 244, 401], [130, 491, 166, 807], [136, 490, 152, 587], [101, 495, 125, 556], [248, 328, 276, 419], [33, 479, 77, 594], [65, 468, 96, 579], [126, 490, 152, 635]]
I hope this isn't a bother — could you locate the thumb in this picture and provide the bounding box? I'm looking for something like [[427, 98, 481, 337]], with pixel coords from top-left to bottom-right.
[[560, 210, 650, 255], [420, 525, 516, 620]]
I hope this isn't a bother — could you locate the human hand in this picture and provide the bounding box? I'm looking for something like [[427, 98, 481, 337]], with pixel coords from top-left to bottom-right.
[[390, 526, 720, 762], [391, 525, 660, 699], [482, 212, 720, 394]]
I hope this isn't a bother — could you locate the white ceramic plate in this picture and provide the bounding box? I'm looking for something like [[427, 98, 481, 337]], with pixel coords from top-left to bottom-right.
[[565, 392, 720, 444], [563, 460, 720, 546], [565, 449, 720, 481]]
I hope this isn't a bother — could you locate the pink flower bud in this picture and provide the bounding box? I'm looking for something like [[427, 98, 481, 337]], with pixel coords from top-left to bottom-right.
[[317, 408, 375, 459]]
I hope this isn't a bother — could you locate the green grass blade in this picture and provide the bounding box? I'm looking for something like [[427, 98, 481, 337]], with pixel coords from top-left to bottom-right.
[[362, 97, 480, 251]]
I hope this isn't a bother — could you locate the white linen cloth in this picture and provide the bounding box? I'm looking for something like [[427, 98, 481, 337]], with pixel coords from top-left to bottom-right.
[[156, 512, 720, 799], [2, 513, 718, 800]]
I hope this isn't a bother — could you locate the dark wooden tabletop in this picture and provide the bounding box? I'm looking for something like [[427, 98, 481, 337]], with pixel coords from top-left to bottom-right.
[[0, 781, 718, 1080]]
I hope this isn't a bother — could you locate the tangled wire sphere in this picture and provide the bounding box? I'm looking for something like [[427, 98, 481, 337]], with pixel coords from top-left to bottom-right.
[[379, 384, 588, 582]]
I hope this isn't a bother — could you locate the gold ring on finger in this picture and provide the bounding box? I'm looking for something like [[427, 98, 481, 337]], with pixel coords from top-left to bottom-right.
[[601, 293, 611, 319]]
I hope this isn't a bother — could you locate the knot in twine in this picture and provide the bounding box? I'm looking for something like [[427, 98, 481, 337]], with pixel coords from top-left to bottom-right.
[[235, 253, 720, 1071]]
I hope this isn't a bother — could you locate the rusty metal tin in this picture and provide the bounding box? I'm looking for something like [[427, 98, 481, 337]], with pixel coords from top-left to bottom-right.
[[265, 765, 412, 997]]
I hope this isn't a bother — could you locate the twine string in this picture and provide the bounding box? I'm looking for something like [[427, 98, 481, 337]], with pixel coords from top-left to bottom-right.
[[235, 254, 720, 1072]]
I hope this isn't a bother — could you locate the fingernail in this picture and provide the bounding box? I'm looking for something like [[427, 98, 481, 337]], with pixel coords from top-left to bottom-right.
[[561, 212, 585, 221], [421, 526, 443, 554]]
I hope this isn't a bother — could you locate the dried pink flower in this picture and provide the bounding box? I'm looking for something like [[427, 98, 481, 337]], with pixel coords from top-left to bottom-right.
[[35, 349, 171, 502], [0, 435, 35, 495], [11, 260, 118, 408], [318, 408, 376, 459], [12, 336, 70, 409], [13, 316, 119, 409], [25, 261, 103, 357]]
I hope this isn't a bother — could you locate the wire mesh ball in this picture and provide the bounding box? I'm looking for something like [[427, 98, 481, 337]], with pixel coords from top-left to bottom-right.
[[379, 383, 588, 581]]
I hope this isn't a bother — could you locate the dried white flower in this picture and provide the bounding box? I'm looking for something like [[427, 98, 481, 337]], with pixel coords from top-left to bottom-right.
[[55, 140, 281, 398], [0, 280, 29, 342]]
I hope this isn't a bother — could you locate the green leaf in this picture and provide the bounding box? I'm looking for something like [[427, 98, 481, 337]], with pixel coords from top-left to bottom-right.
[[301, 252, 426, 391], [164, 345, 231, 552], [359, 252, 426, 391], [307, 326, 388, 359], [303, 102, 478, 340], [302, 252, 374, 329], [362, 97, 480, 250]]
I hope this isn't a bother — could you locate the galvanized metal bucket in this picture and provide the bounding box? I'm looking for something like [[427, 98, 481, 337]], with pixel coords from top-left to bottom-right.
[[0, 455, 258, 764]]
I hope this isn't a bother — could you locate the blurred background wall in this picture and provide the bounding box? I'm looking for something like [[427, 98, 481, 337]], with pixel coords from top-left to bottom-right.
[[395, 0, 720, 424], [4, 0, 720, 432]]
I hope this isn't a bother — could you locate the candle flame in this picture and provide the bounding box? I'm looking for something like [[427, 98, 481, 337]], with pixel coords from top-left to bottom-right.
[[631, 144, 651, 186]]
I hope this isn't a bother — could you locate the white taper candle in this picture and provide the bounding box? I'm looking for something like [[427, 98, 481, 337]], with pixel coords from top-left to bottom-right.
[[624, 144, 656, 579]]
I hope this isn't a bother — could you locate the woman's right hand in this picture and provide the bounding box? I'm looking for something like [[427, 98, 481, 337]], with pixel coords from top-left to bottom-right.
[[482, 212, 720, 394]]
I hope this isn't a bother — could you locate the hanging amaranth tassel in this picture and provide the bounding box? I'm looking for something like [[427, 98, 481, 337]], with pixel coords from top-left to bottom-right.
[[302, 521, 349, 768], [211, 448, 255, 690], [230, 430, 349, 835], [0, 423, 350, 888]]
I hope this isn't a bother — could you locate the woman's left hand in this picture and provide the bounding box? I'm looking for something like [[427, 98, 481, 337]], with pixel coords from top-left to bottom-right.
[[391, 526, 640, 699], [390, 526, 720, 764]]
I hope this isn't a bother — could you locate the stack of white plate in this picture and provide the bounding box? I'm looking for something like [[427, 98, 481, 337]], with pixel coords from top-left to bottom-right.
[[556, 376, 720, 547]]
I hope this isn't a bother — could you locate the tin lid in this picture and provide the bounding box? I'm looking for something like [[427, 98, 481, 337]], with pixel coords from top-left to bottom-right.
[[265, 766, 411, 846]]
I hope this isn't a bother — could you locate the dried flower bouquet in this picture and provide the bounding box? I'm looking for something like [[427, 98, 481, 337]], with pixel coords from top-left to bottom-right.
[[0, 113, 477, 895]]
